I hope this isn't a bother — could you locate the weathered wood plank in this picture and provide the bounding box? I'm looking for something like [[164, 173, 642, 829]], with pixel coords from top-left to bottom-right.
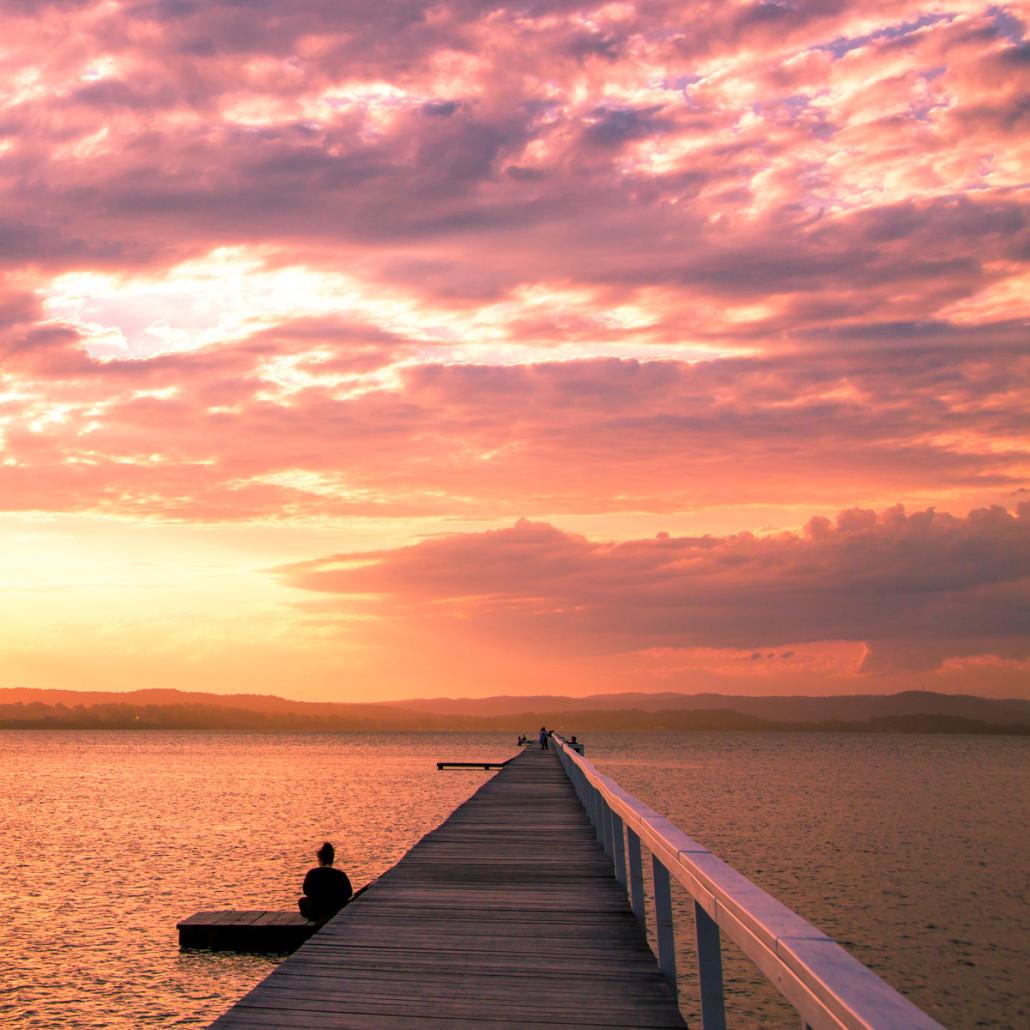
[[215, 1010, 681, 1030], [220, 994, 684, 1027], [265, 969, 679, 998]]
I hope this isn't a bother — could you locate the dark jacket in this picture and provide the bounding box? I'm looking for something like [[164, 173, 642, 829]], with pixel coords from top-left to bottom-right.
[[301, 865, 353, 919]]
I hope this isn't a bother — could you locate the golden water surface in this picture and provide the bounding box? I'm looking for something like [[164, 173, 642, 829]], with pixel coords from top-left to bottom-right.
[[1, 730, 1027, 1028]]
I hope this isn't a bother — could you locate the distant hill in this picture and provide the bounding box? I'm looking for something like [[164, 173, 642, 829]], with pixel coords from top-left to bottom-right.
[[0, 687, 389, 716], [0, 700, 452, 732], [0, 687, 453, 731], [378, 690, 1030, 727], [0, 687, 1028, 734]]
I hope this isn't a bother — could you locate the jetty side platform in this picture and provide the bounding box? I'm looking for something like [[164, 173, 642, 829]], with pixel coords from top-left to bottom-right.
[[179, 910, 318, 953], [210, 746, 685, 1028]]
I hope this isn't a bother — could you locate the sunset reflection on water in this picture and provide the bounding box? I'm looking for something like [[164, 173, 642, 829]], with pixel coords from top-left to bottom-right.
[[1, 730, 1026, 1028]]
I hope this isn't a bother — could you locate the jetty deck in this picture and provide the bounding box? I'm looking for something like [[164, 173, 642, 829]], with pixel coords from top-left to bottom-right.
[[211, 746, 685, 1029]]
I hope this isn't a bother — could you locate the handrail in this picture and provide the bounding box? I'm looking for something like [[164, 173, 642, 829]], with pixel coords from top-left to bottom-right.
[[551, 735, 943, 1030]]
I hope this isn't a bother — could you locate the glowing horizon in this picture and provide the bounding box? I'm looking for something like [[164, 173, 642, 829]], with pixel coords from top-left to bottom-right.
[[1, 1, 1027, 702]]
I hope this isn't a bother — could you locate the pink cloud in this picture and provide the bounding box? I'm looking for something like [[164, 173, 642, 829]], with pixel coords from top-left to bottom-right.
[[277, 504, 1030, 673], [1, 337, 1027, 518], [0, 2, 1022, 316], [0, 0, 1026, 695]]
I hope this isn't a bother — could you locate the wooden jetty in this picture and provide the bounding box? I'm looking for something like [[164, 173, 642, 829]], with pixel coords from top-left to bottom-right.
[[209, 739, 944, 1030], [210, 746, 685, 1028]]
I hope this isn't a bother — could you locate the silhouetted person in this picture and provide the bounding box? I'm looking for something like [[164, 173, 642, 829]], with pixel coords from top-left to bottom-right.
[[539, 726, 548, 749], [298, 841, 352, 922]]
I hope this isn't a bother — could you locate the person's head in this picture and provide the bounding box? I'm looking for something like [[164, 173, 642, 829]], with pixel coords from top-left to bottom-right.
[[317, 841, 335, 866]]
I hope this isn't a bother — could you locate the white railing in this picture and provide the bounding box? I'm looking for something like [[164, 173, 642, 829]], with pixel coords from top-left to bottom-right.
[[551, 735, 943, 1030]]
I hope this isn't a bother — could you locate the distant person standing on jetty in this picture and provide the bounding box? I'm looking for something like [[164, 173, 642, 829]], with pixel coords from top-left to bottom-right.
[[299, 841, 353, 921], [539, 726, 548, 749]]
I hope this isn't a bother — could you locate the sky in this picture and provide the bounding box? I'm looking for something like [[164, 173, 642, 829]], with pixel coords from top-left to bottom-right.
[[1, 0, 1028, 702]]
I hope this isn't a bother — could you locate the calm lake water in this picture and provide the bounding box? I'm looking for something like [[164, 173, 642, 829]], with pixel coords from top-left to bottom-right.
[[0, 731, 1026, 1028]]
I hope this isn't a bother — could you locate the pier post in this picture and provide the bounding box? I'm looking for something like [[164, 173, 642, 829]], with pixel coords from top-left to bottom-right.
[[597, 795, 609, 852], [593, 786, 605, 842], [611, 811, 627, 885], [652, 855, 677, 990], [627, 826, 645, 926], [694, 901, 727, 1030]]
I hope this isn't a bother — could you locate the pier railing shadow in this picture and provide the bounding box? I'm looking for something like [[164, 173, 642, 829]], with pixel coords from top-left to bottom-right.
[[551, 734, 943, 1030]]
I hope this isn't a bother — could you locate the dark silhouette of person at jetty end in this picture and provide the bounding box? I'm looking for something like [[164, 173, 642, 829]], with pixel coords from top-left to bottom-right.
[[298, 841, 352, 922], [539, 726, 548, 749]]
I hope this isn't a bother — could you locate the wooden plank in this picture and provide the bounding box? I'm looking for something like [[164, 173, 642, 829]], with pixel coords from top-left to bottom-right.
[[214, 1010, 681, 1030], [266, 968, 678, 998], [253, 914, 309, 931], [250, 912, 312, 927], [219, 993, 684, 1027], [180, 911, 222, 933]]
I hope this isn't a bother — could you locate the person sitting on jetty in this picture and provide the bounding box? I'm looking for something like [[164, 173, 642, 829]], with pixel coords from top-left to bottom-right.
[[298, 841, 353, 922]]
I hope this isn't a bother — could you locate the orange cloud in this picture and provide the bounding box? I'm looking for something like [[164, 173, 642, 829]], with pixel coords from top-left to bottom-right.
[[278, 504, 1030, 675]]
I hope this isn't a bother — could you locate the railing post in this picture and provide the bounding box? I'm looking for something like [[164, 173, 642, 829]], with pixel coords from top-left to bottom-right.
[[592, 785, 604, 838], [652, 855, 677, 990], [610, 811, 627, 885], [600, 796, 613, 856], [627, 827, 645, 926], [695, 901, 726, 1030]]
